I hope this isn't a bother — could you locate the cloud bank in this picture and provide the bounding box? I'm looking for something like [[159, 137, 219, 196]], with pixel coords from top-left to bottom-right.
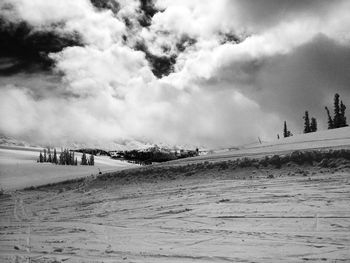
[[0, 0, 349, 148]]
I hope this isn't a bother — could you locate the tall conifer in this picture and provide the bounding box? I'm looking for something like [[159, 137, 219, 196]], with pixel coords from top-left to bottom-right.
[[340, 100, 348, 127], [333, 93, 341, 128], [325, 106, 333, 129], [303, 111, 311, 133]]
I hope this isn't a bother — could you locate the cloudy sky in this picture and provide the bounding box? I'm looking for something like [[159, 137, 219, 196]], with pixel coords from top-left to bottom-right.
[[0, 0, 349, 149]]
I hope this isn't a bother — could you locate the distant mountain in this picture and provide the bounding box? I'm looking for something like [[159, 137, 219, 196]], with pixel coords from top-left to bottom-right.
[[0, 134, 203, 153]]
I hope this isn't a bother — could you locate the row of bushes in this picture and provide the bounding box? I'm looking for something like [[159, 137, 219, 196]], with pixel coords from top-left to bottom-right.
[[259, 149, 350, 168], [95, 149, 350, 184]]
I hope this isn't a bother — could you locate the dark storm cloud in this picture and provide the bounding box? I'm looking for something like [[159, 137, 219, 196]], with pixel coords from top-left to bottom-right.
[[175, 35, 197, 52], [138, 0, 159, 27], [0, 17, 83, 75], [219, 32, 242, 45], [253, 35, 350, 129], [90, 0, 120, 15], [203, 34, 350, 132], [135, 40, 176, 78]]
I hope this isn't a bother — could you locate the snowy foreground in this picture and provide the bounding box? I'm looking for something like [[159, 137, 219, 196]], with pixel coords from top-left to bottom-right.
[[0, 128, 350, 262], [0, 168, 349, 262]]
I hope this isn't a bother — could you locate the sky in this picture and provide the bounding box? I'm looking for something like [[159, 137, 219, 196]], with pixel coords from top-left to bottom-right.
[[0, 0, 349, 149]]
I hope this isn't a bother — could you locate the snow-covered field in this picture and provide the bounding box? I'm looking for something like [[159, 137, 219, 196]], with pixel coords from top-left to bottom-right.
[[1, 169, 349, 262], [0, 147, 135, 190], [0, 128, 350, 262]]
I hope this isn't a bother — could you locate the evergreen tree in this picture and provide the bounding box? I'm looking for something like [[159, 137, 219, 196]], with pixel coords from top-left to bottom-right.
[[310, 117, 317, 132], [53, 148, 58, 164], [72, 151, 75, 165], [283, 121, 292, 138], [67, 150, 71, 165], [39, 151, 44, 163], [325, 106, 333, 129], [89, 154, 94, 166], [43, 149, 47, 162], [65, 149, 69, 165], [48, 148, 52, 163], [63, 149, 66, 165], [59, 148, 63, 165], [333, 93, 341, 128], [326, 94, 348, 129], [283, 121, 288, 138], [340, 100, 348, 127], [303, 111, 311, 133], [68, 150, 71, 165], [81, 152, 88, 165]]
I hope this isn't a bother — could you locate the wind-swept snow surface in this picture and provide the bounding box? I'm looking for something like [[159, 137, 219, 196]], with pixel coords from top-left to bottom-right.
[[1, 170, 349, 262]]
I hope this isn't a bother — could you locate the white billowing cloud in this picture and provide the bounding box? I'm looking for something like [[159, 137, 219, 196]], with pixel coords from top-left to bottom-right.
[[1, 0, 350, 148], [0, 85, 127, 144], [0, 83, 280, 148], [152, 0, 232, 38], [50, 45, 153, 96]]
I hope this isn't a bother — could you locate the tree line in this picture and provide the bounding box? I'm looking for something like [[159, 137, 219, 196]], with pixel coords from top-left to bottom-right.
[[112, 147, 199, 165], [38, 148, 94, 166], [282, 93, 348, 138]]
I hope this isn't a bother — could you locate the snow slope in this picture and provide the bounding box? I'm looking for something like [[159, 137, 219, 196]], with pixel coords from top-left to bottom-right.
[[170, 127, 350, 164], [246, 126, 350, 150], [0, 147, 135, 190], [1, 169, 349, 262]]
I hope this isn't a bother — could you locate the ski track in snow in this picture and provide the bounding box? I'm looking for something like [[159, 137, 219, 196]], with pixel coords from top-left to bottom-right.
[[1, 171, 350, 262]]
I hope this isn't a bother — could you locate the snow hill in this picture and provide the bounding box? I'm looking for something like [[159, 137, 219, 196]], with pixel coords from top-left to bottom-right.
[[171, 127, 350, 164]]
